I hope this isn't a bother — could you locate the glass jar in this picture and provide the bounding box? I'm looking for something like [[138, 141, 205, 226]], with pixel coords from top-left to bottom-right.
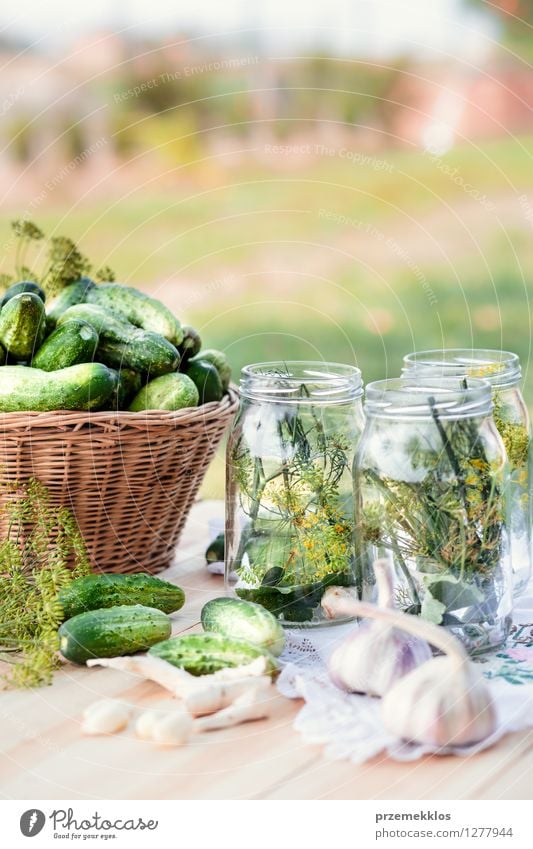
[[403, 350, 531, 597], [226, 362, 365, 627], [354, 377, 512, 655]]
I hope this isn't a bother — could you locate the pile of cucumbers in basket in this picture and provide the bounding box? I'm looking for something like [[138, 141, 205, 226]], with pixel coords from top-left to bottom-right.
[[0, 277, 231, 413]]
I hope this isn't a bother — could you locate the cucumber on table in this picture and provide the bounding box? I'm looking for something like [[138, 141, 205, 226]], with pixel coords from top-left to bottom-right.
[[32, 320, 99, 371], [58, 573, 185, 620], [206, 532, 225, 564], [0, 280, 46, 309], [59, 604, 172, 665], [46, 277, 95, 326], [57, 304, 180, 376], [128, 372, 199, 412], [0, 363, 118, 412], [201, 597, 285, 656], [148, 631, 279, 676], [0, 292, 46, 360], [87, 283, 184, 347]]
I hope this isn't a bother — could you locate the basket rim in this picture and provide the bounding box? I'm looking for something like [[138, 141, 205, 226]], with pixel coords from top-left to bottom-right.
[[0, 385, 239, 427]]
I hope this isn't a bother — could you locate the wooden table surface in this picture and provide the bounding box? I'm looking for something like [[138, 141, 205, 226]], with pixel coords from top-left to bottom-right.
[[1, 500, 532, 801]]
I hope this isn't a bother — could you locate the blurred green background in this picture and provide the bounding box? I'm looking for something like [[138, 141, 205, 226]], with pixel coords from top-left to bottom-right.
[[1, 1, 532, 496]]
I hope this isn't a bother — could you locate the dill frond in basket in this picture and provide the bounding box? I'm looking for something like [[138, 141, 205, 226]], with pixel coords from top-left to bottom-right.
[[0, 479, 90, 688]]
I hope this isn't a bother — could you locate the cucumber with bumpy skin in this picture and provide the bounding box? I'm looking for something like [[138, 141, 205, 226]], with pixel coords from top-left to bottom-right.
[[59, 604, 172, 665], [206, 532, 225, 564], [201, 597, 285, 656], [185, 359, 223, 404], [114, 368, 143, 409], [190, 349, 231, 392], [0, 292, 46, 360], [148, 631, 278, 676], [0, 363, 118, 412], [57, 304, 180, 376], [0, 280, 46, 309], [32, 320, 99, 371], [46, 277, 95, 326], [58, 573, 185, 620], [128, 373, 199, 412], [87, 283, 183, 346]]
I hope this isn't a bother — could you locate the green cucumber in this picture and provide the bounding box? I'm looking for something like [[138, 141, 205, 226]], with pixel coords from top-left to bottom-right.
[[0, 280, 46, 309], [128, 373, 199, 412], [206, 532, 225, 563], [46, 277, 95, 326], [87, 283, 183, 346], [0, 363, 118, 412], [148, 632, 278, 676], [59, 604, 171, 665], [114, 368, 143, 409], [57, 304, 180, 376], [190, 349, 231, 392], [0, 292, 46, 360], [178, 325, 202, 363], [185, 359, 223, 404], [58, 573, 185, 620], [32, 320, 99, 371], [201, 597, 285, 656]]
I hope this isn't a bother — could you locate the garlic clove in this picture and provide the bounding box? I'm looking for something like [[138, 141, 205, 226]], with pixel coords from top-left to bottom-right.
[[152, 711, 194, 747], [81, 699, 131, 735], [382, 656, 496, 747]]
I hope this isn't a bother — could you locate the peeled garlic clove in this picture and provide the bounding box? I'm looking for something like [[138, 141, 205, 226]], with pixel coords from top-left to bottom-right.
[[382, 656, 496, 747], [152, 711, 194, 747], [82, 699, 131, 735], [135, 710, 159, 741], [328, 622, 432, 697]]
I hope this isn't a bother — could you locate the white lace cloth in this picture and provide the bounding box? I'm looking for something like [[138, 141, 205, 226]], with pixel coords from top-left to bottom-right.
[[276, 588, 533, 763]]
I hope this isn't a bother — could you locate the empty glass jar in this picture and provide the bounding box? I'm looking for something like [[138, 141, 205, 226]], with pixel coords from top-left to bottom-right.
[[226, 362, 364, 627], [354, 377, 512, 655], [403, 349, 531, 597]]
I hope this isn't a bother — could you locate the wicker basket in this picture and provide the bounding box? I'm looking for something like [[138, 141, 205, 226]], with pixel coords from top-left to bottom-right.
[[0, 389, 239, 573]]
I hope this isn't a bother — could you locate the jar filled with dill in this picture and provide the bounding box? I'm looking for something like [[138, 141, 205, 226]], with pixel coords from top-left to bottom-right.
[[225, 362, 365, 627], [403, 350, 531, 597], [355, 377, 512, 655]]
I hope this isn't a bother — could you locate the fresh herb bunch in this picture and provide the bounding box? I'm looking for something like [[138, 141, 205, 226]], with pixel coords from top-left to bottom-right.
[[358, 403, 506, 626], [492, 392, 529, 471], [230, 377, 358, 621], [1, 220, 115, 298], [0, 479, 90, 688]]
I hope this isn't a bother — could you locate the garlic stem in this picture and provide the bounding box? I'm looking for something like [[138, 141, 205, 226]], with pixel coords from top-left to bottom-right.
[[328, 598, 468, 665], [374, 559, 395, 609]]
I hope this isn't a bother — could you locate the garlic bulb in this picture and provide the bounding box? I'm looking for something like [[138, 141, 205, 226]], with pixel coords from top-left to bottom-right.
[[382, 655, 495, 747], [327, 560, 432, 697], [327, 594, 496, 747]]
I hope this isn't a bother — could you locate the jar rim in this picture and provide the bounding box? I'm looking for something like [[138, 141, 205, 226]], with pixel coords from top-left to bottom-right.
[[403, 348, 521, 389], [240, 360, 363, 404], [364, 376, 493, 419]]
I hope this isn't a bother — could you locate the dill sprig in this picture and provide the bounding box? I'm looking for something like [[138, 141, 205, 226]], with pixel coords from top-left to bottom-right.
[[0, 220, 115, 298], [0, 479, 90, 689]]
